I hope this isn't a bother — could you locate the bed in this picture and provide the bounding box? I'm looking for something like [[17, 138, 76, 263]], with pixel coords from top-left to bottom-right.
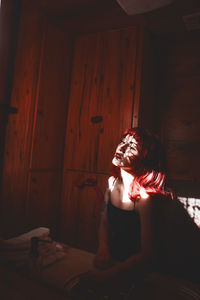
[[0, 228, 199, 300]]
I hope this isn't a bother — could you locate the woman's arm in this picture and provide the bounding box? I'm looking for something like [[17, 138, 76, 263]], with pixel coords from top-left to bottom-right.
[[97, 206, 110, 252]]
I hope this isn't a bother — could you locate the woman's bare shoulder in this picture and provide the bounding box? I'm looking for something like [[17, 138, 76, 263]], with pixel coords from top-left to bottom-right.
[[108, 176, 116, 189], [104, 176, 116, 204]]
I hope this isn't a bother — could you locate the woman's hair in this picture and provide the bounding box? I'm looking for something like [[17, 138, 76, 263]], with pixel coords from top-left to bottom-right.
[[112, 127, 169, 200]]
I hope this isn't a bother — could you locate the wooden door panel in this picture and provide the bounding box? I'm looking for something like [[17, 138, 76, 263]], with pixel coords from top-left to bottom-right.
[[30, 21, 72, 170], [60, 171, 108, 252], [64, 27, 138, 173]]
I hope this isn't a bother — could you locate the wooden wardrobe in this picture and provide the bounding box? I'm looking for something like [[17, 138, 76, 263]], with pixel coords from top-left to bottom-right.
[[0, 1, 157, 252]]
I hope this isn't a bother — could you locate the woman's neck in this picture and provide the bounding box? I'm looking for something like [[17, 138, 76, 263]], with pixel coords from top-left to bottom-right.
[[120, 169, 134, 204], [121, 168, 134, 186]]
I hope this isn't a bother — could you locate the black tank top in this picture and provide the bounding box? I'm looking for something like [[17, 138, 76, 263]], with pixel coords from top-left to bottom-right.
[[107, 198, 141, 261]]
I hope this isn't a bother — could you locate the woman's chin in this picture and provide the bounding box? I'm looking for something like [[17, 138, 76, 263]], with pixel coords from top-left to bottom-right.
[[112, 158, 122, 167]]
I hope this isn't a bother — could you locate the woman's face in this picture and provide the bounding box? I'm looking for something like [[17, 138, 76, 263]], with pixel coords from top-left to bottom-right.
[[112, 134, 140, 169]]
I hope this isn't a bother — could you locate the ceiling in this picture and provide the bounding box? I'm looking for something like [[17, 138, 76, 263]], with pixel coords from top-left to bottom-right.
[[32, 0, 200, 38], [33, 0, 118, 17]]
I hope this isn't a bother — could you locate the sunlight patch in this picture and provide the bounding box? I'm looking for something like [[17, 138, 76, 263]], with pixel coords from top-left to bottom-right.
[[178, 197, 200, 227]]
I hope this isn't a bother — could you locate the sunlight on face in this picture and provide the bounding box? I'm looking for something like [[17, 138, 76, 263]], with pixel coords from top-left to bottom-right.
[[112, 134, 139, 168]]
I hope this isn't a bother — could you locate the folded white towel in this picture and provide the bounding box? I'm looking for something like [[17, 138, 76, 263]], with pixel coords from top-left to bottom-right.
[[0, 228, 67, 270], [0, 227, 50, 248], [0, 227, 50, 263]]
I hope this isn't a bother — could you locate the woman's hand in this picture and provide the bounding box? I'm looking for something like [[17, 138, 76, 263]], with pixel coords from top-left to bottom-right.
[[93, 247, 115, 270]]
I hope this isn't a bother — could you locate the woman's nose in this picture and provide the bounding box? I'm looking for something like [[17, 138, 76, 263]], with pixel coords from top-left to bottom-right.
[[119, 143, 127, 152]]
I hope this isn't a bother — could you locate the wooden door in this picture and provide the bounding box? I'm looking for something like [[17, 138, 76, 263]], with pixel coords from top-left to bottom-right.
[[64, 28, 138, 174], [0, 3, 73, 237], [26, 20, 72, 235], [0, 5, 45, 237]]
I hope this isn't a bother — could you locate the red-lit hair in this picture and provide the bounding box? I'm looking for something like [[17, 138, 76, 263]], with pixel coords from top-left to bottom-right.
[[112, 127, 169, 200]]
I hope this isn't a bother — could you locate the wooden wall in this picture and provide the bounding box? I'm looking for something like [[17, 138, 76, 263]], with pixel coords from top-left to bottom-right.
[[157, 38, 200, 194]]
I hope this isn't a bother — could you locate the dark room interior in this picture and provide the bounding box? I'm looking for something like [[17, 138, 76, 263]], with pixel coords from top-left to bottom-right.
[[0, 0, 200, 299]]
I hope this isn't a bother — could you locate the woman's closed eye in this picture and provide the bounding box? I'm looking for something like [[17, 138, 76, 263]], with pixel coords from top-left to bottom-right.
[[129, 144, 137, 150]]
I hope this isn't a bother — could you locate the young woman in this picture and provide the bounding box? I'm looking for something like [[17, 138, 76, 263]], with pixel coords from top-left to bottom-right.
[[78, 127, 200, 295]]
